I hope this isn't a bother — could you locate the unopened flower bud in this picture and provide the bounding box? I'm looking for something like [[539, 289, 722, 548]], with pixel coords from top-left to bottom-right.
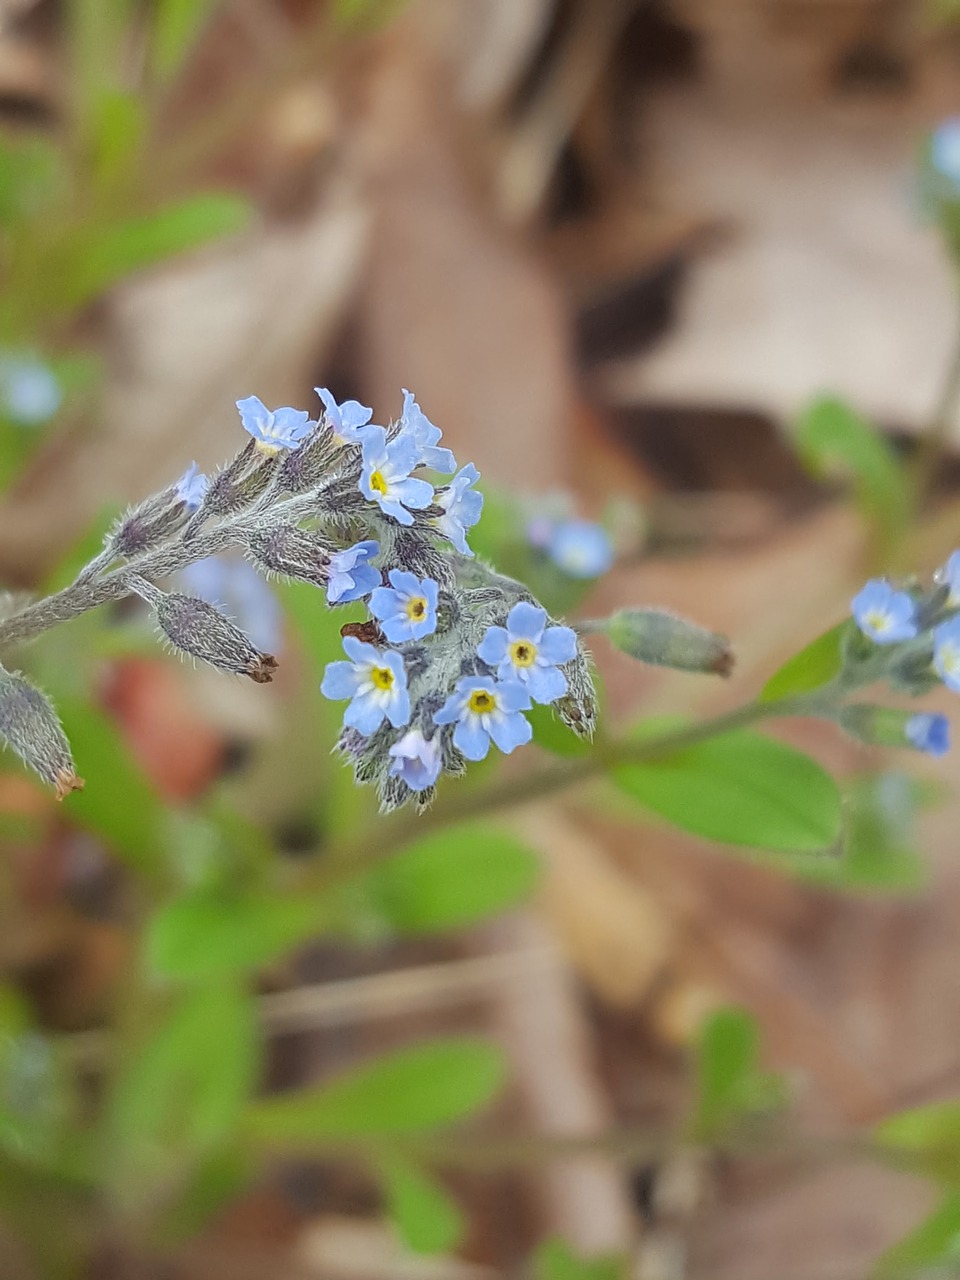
[[154, 592, 278, 683], [245, 525, 332, 587], [198, 445, 275, 520], [0, 668, 83, 799], [839, 705, 950, 757], [603, 608, 734, 677]]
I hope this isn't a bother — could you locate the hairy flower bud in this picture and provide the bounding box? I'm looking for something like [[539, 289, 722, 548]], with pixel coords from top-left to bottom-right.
[[603, 608, 734, 677], [839, 705, 950, 757], [154, 591, 278, 682], [0, 668, 83, 799], [245, 525, 332, 587], [197, 444, 275, 521]]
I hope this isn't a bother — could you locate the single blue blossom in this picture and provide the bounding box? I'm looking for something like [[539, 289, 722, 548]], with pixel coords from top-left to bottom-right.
[[388, 728, 442, 791], [236, 395, 311, 453], [932, 118, 960, 191], [548, 520, 613, 578], [433, 463, 483, 555], [315, 387, 374, 445], [321, 637, 410, 735], [359, 426, 433, 526], [179, 556, 283, 654], [369, 570, 439, 642], [175, 462, 208, 511], [434, 675, 531, 761], [905, 712, 950, 758], [0, 355, 61, 425], [935, 615, 960, 692], [477, 601, 576, 704], [398, 389, 456, 472], [851, 580, 918, 644], [326, 540, 381, 604], [938, 549, 960, 606]]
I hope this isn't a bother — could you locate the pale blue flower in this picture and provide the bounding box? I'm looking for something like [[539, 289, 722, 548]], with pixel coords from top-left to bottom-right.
[[434, 675, 531, 761], [315, 387, 374, 445], [236, 395, 311, 453], [938, 549, 960, 605], [905, 713, 950, 757], [935, 615, 960, 692], [179, 556, 282, 654], [359, 426, 433, 526], [388, 728, 442, 791], [477, 601, 577, 704], [932, 118, 960, 191], [398, 389, 456, 472], [433, 463, 483, 555], [548, 520, 613, 578], [0, 355, 61, 425], [851, 580, 918, 644], [326, 540, 381, 604], [370, 570, 439, 642], [321, 637, 410, 734], [175, 462, 208, 511]]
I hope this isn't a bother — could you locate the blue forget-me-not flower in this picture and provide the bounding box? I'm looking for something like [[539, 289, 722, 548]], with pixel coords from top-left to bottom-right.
[[477, 601, 576, 704], [906, 713, 950, 757], [549, 519, 613, 579], [326, 540, 381, 604], [321, 637, 410, 734], [370, 570, 439, 642], [236, 395, 312, 453], [934, 615, 960, 692], [388, 728, 442, 791], [359, 426, 434, 525], [315, 387, 374, 446], [434, 675, 532, 761], [851, 580, 918, 645], [175, 462, 209, 511], [398, 390, 456, 473], [433, 463, 483, 555], [0, 354, 61, 425]]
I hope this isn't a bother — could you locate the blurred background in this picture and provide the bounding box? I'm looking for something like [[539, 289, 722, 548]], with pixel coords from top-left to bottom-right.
[[2, 1, 960, 1277]]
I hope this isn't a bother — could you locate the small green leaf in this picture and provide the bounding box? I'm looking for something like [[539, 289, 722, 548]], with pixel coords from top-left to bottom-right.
[[535, 1238, 627, 1280], [147, 887, 330, 979], [363, 823, 540, 934], [872, 1192, 960, 1277], [152, 0, 217, 80], [380, 1156, 464, 1255], [793, 397, 908, 553], [876, 1101, 960, 1185], [760, 622, 848, 704], [689, 1007, 786, 1143], [246, 1037, 506, 1143], [612, 722, 842, 853], [528, 703, 593, 757]]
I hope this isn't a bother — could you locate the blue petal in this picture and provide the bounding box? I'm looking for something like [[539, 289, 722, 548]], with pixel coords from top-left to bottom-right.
[[454, 717, 491, 761], [538, 625, 578, 665], [391, 476, 434, 510], [342, 636, 379, 664], [361, 425, 389, 463], [507, 602, 547, 642], [496, 679, 532, 713], [384, 433, 421, 475], [477, 626, 509, 665], [236, 395, 270, 437], [388, 569, 421, 597], [344, 693, 386, 735], [342, 563, 381, 601], [422, 445, 457, 473], [381, 615, 416, 644], [369, 586, 402, 621], [433, 692, 463, 725], [385, 686, 411, 728], [378, 496, 415, 526], [526, 664, 568, 705], [321, 661, 360, 700], [487, 710, 532, 755]]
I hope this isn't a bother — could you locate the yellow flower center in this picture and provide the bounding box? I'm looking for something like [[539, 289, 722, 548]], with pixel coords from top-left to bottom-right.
[[371, 666, 394, 691], [405, 597, 427, 621], [509, 640, 536, 668], [864, 610, 890, 634], [369, 470, 388, 496], [469, 689, 496, 714], [254, 440, 282, 456], [942, 643, 960, 676]]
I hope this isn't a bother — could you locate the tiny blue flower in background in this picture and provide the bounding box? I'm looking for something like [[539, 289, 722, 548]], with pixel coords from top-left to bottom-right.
[[0, 354, 61, 425], [905, 712, 950, 758], [175, 462, 208, 511], [548, 520, 613, 578], [932, 118, 960, 191], [398, 389, 456, 473], [526, 515, 556, 550], [477, 601, 577, 704], [370, 570, 439, 642], [934, 615, 960, 692], [434, 675, 532, 761], [326, 540, 381, 604], [180, 556, 283, 654], [851, 580, 918, 644], [359, 426, 433, 526], [321, 637, 410, 734], [937, 549, 960, 605], [315, 387, 374, 445], [236, 395, 312, 453], [433, 463, 483, 555], [389, 728, 442, 791]]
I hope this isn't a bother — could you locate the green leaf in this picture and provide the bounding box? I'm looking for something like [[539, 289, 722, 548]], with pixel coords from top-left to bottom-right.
[[108, 982, 258, 1205], [535, 1238, 627, 1280], [91, 90, 147, 193], [152, 0, 218, 80], [760, 622, 848, 704], [876, 1101, 960, 1185], [793, 397, 908, 553], [689, 1008, 785, 1142], [246, 1037, 506, 1143], [147, 887, 330, 980], [362, 823, 540, 935], [380, 1156, 464, 1255], [612, 722, 842, 853], [528, 702, 594, 757], [872, 1192, 960, 1278]]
